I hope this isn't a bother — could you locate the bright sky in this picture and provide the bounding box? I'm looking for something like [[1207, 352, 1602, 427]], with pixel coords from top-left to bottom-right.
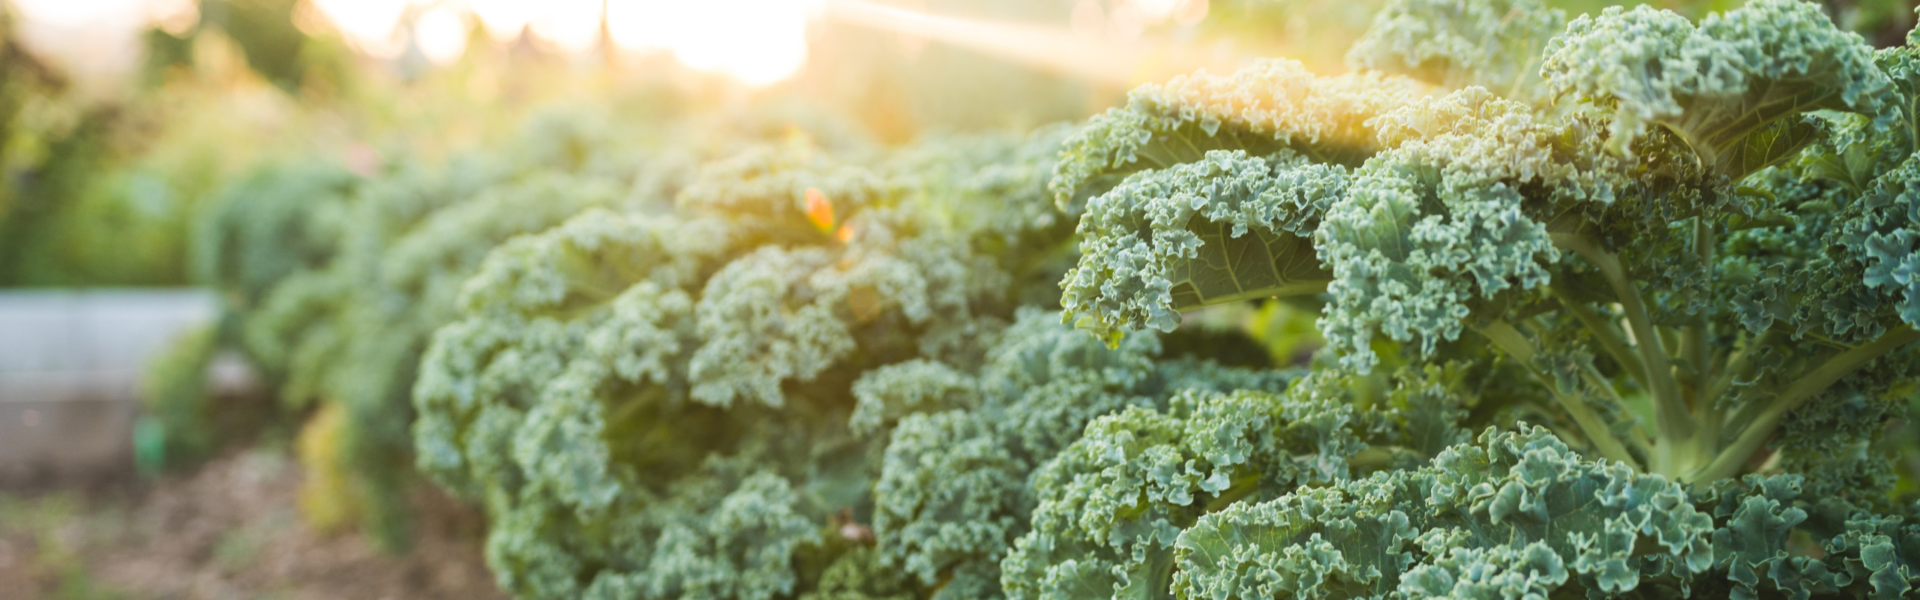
[[6, 0, 824, 87], [306, 0, 827, 85], [5, 0, 195, 86], [5, 0, 1206, 88]]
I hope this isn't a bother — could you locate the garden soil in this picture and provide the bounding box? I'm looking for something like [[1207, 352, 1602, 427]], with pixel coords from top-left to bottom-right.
[[0, 448, 508, 600]]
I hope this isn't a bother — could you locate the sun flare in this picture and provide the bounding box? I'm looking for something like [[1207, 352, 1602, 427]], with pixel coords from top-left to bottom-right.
[[606, 0, 819, 86], [467, 0, 820, 85], [91, 0, 825, 85]]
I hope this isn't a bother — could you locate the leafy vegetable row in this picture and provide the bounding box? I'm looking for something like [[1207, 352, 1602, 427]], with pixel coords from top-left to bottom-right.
[[184, 0, 1920, 597]]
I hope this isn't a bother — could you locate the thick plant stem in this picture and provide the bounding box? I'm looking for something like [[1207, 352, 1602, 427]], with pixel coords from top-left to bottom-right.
[[1477, 321, 1641, 469], [1703, 330, 1775, 410], [1554, 234, 1696, 448], [1693, 325, 1920, 483], [1579, 360, 1653, 456], [1689, 379, 1720, 476], [1550, 283, 1647, 383], [1696, 330, 1773, 462], [1686, 219, 1715, 397], [1681, 326, 1706, 398], [1684, 220, 1716, 462]]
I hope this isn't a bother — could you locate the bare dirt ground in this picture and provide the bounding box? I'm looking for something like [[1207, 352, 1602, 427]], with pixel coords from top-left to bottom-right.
[[0, 449, 508, 600]]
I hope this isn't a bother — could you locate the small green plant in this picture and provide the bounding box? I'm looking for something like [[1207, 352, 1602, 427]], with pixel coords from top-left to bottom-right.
[[138, 324, 219, 472]]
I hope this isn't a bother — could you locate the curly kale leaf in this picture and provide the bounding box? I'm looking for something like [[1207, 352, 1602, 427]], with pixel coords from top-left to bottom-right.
[[799, 548, 919, 600], [191, 161, 360, 308], [484, 465, 823, 600], [676, 144, 890, 231], [629, 472, 821, 600], [414, 130, 1085, 600], [1001, 385, 1364, 600], [1692, 473, 1920, 600], [1060, 150, 1346, 344], [1318, 95, 1567, 372], [884, 126, 1075, 254], [1347, 0, 1566, 100], [867, 309, 1292, 598], [1843, 157, 1920, 328], [1049, 59, 1421, 213], [1173, 426, 1715, 599], [1164, 425, 1920, 600], [1873, 33, 1920, 161], [875, 410, 1029, 597], [849, 359, 977, 437], [869, 309, 1161, 592], [1317, 156, 1554, 371], [410, 209, 842, 599], [413, 212, 722, 501], [232, 159, 643, 548], [1370, 87, 1626, 205], [1823, 509, 1920, 599], [1541, 0, 1891, 179], [688, 247, 856, 407], [1058, 87, 1617, 368]]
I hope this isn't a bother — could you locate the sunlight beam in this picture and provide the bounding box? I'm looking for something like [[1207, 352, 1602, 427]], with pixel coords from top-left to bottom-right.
[[822, 0, 1236, 86]]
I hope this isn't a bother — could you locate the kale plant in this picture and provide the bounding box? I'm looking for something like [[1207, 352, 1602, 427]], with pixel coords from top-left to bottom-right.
[[412, 1, 1920, 598], [192, 108, 675, 547], [1053, 0, 1920, 596]]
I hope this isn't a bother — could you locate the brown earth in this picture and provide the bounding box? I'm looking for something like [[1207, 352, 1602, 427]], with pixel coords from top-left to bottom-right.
[[0, 449, 508, 600]]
